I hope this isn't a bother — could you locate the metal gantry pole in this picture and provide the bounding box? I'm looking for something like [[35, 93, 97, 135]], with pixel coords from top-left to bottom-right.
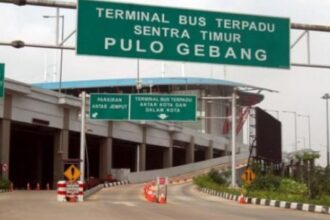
[[136, 145, 140, 172], [80, 91, 86, 183], [59, 15, 64, 93], [201, 94, 237, 186], [55, 8, 59, 46], [231, 89, 236, 188]]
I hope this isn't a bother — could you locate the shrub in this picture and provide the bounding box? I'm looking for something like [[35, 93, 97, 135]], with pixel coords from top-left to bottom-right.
[[208, 169, 229, 186], [309, 166, 330, 198], [247, 175, 281, 192], [279, 178, 307, 195], [0, 177, 10, 189]]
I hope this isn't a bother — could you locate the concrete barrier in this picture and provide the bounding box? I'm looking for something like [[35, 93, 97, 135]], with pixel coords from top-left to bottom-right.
[[129, 152, 248, 183], [84, 184, 103, 200]]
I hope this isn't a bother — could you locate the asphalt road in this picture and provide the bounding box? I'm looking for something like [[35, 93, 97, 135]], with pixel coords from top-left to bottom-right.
[[0, 183, 328, 220]]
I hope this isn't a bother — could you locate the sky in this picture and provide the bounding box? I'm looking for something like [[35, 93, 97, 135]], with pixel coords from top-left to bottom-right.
[[0, 0, 330, 165]]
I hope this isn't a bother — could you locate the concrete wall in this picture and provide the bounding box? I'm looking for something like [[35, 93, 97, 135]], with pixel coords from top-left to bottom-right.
[[146, 127, 170, 147], [112, 122, 143, 143]]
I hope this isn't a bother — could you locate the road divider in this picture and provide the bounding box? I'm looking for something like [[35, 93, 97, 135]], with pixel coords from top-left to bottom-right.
[[198, 187, 330, 215]]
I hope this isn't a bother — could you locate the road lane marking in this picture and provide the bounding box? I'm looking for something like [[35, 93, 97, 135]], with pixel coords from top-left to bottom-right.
[[110, 201, 136, 207]]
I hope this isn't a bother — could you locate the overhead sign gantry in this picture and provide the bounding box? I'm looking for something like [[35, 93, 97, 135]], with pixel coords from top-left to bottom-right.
[[77, 0, 290, 69]]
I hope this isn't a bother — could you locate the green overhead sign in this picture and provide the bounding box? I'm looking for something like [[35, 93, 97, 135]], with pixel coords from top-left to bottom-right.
[[90, 93, 196, 121], [90, 94, 129, 120], [77, 0, 290, 68], [0, 64, 4, 98]]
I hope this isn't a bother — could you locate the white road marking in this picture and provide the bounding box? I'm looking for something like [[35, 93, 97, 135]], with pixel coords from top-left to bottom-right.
[[110, 201, 136, 207], [174, 196, 194, 201]]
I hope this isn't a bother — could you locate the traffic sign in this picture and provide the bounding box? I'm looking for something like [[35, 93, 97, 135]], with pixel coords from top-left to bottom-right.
[[90, 94, 196, 121], [77, 0, 290, 69], [130, 94, 196, 121], [64, 164, 81, 181], [66, 181, 80, 195], [0, 63, 4, 98], [90, 94, 129, 120], [241, 168, 256, 185]]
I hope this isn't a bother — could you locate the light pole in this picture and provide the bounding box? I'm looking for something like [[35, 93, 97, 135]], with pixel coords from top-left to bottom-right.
[[322, 93, 330, 167], [43, 13, 65, 93], [283, 111, 298, 151], [297, 114, 311, 149]]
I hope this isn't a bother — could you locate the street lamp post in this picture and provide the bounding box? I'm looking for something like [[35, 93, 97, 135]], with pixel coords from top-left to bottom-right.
[[298, 114, 311, 149], [43, 13, 65, 93], [322, 93, 330, 167], [283, 111, 298, 151]]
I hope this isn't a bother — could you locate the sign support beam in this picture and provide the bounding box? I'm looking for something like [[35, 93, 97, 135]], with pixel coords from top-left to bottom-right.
[[79, 91, 86, 183], [231, 89, 237, 188]]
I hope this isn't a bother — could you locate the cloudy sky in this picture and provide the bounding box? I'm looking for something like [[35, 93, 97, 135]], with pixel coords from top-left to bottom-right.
[[0, 0, 330, 165]]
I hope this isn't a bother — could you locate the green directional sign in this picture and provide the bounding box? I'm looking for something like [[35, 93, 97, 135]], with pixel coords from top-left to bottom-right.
[[89, 93, 196, 121], [130, 94, 196, 121], [0, 64, 4, 98], [90, 94, 129, 120], [77, 0, 290, 68]]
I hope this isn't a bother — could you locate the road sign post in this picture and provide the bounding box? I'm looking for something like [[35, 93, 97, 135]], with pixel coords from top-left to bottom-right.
[[156, 177, 168, 204], [90, 93, 196, 121], [0, 63, 4, 98], [80, 91, 86, 184], [77, 0, 290, 68]]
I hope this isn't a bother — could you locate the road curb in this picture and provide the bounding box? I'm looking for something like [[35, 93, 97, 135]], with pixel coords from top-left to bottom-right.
[[0, 189, 10, 193], [198, 187, 330, 215], [103, 180, 129, 188]]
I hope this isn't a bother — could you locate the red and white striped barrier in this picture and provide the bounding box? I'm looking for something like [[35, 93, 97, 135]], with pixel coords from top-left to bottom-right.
[[57, 181, 84, 202], [57, 181, 66, 202]]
